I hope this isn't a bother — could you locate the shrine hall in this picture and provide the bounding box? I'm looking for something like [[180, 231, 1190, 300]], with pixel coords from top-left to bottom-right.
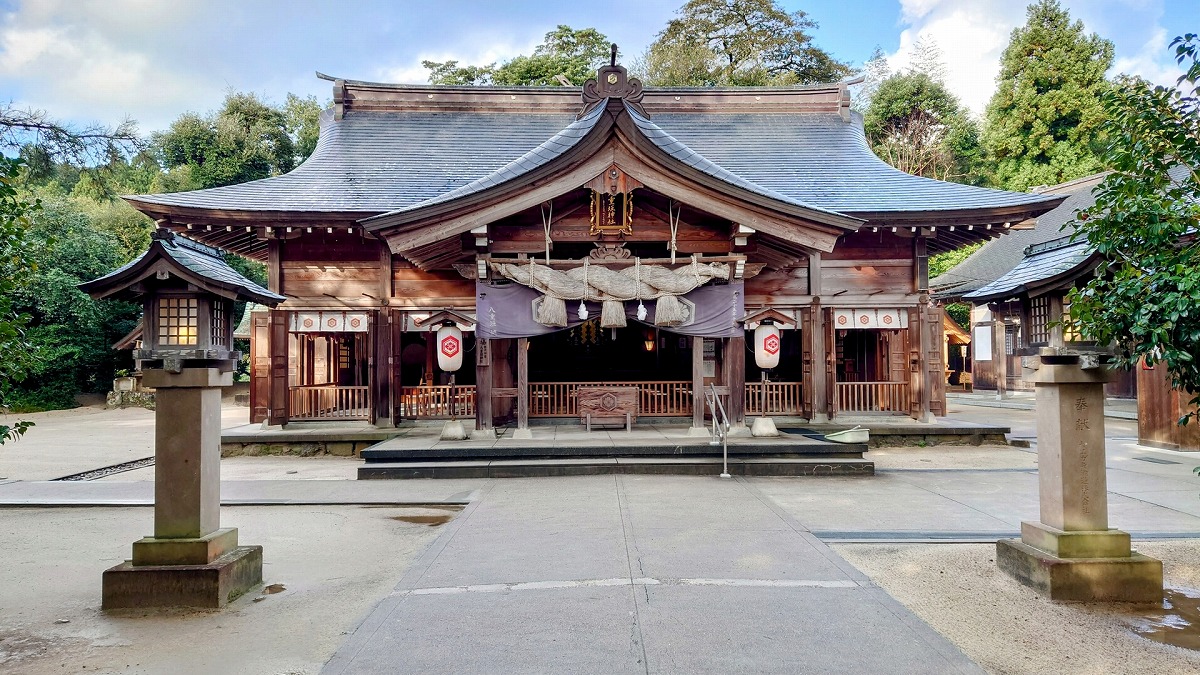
[[123, 60, 1064, 434]]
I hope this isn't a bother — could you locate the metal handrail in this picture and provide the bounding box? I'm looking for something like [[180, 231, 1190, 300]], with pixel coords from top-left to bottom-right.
[[705, 384, 732, 479]]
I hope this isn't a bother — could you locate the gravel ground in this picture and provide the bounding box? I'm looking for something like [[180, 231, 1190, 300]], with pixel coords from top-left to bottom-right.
[[0, 504, 451, 674], [834, 540, 1200, 675]]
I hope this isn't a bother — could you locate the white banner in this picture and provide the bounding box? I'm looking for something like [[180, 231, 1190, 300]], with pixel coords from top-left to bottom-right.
[[290, 311, 369, 333], [973, 325, 992, 361], [832, 308, 908, 330]]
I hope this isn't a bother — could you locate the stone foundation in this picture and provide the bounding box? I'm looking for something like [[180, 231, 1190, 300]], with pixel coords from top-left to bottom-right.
[[996, 538, 1162, 603], [102, 545, 263, 609]]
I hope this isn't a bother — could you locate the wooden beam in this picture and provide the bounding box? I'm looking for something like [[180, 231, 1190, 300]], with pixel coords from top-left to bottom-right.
[[692, 336, 705, 430]]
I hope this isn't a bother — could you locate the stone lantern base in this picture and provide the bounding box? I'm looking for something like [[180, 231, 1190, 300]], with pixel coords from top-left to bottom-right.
[[102, 545, 263, 610], [996, 523, 1163, 603]]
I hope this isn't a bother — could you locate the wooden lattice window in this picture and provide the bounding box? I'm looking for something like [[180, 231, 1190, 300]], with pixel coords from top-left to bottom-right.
[[211, 300, 226, 347], [158, 297, 198, 346], [1029, 296, 1050, 344], [339, 341, 351, 370]]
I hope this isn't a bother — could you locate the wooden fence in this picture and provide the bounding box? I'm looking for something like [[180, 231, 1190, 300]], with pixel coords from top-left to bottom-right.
[[835, 381, 909, 414], [289, 385, 370, 421], [529, 381, 693, 417], [399, 385, 477, 419], [745, 382, 804, 415]]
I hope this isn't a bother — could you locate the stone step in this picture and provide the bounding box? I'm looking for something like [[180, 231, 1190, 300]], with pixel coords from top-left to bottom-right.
[[357, 456, 874, 479]]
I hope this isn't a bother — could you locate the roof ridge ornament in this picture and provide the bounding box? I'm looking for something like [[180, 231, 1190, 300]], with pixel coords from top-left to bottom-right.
[[579, 44, 647, 120]]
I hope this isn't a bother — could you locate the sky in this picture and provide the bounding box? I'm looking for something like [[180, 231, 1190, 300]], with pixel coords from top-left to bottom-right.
[[1, 0, 1197, 135]]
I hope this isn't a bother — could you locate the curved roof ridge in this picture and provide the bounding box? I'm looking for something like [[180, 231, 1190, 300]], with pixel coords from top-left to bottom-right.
[[623, 102, 847, 219], [372, 103, 607, 217]]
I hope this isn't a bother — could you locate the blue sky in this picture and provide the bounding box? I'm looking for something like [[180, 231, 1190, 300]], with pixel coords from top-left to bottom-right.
[[1, 0, 1196, 134]]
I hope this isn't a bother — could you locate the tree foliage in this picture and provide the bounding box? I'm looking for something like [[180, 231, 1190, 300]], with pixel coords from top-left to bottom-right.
[[425, 26, 611, 86], [0, 103, 143, 167], [639, 0, 851, 86], [0, 157, 38, 442], [982, 0, 1113, 191], [865, 73, 981, 182], [154, 92, 321, 191], [1067, 35, 1200, 421]]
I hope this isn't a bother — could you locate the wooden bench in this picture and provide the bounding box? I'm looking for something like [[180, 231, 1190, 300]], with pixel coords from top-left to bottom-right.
[[577, 386, 638, 432]]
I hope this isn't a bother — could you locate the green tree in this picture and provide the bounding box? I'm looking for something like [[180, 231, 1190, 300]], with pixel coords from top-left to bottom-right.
[[284, 94, 323, 161], [0, 157, 38, 442], [865, 72, 981, 182], [154, 92, 300, 191], [639, 0, 851, 86], [1066, 35, 1200, 421], [425, 26, 611, 86], [982, 0, 1113, 191]]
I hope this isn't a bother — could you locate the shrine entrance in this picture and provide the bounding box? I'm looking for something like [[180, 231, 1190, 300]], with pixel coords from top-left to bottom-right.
[[527, 322, 695, 417], [831, 309, 911, 415], [287, 314, 372, 421]]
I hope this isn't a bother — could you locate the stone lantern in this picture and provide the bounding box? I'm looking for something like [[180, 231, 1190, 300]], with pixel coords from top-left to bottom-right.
[[79, 228, 284, 609]]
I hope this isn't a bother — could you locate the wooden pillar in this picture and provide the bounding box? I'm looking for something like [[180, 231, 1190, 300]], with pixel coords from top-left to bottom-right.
[[800, 306, 814, 420], [516, 337, 529, 434], [1048, 294, 1065, 348], [993, 308, 1008, 399], [371, 310, 393, 427], [266, 309, 289, 427], [725, 335, 746, 427], [424, 331, 435, 384], [692, 336, 705, 429], [908, 307, 924, 420], [810, 300, 829, 422], [390, 309, 404, 424], [476, 338, 493, 432], [267, 239, 282, 295]]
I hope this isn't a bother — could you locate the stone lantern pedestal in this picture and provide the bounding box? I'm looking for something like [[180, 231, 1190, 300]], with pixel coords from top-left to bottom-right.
[[996, 352, 1162, 602], [101, 367, 262, 609]]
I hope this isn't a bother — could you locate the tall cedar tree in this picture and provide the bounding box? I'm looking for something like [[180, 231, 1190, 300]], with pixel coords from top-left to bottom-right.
[[1067, 35, 1200, 421], [982, 0, 1113, 191], [640, 0, 851, 86], [425, 26, 611, 86]]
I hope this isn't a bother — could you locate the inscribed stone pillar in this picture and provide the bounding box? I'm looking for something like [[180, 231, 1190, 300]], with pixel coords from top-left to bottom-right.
[[1035, 364, 1108, 532]]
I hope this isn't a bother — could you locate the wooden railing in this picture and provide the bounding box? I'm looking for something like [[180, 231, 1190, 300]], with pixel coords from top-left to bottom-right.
[[289, 385, 370, 421], [745, 382, 804, 415], [529, 381, 693, 417], [400, 385, 476, 419], [835, 381, 909, 414]]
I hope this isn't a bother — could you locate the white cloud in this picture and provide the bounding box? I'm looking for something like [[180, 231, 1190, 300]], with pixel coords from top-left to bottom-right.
[[888, 0, 1186, 117], [375, 37, 543, 85]]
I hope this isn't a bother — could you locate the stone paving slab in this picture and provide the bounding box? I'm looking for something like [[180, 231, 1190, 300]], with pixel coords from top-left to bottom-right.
[[0, 479, 484, 506], [321, 475, 983, 674]]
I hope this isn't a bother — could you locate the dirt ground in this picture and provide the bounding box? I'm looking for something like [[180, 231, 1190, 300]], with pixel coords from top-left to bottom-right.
[[835, 540, 1200, 675], [0, 504, 453, 675]]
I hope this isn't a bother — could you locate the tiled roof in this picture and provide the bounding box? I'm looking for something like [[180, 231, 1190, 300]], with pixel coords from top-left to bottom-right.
[[931, 173, 1106, 299], [962, 236, 1095, 302], [128, 100, 1059, 219], [82, 232, 285, 305]]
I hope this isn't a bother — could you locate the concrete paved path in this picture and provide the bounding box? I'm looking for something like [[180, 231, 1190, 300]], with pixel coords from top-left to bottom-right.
[[323, 475, 982, 674]]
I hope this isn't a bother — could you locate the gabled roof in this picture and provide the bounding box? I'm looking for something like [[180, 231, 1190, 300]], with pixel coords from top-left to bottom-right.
[[962, 235, 1099, 302], [79, 229, 285, 305], [931, 172, 1107, 299], [124, 68, 1064, 261]]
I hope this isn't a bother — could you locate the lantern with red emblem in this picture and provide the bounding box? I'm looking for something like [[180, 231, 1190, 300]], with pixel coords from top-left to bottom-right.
[[754, 320, 781, 370], [436, 321, 463, 372]]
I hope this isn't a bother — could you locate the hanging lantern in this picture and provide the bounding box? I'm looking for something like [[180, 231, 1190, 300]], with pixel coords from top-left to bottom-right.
[[754, 320, 781, 370], [436, 321, 463, 372]]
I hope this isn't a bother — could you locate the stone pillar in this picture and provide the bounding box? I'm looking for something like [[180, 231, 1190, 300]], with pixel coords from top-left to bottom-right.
[[996, 352, 1162, 602], [102, 368, 263, 609]]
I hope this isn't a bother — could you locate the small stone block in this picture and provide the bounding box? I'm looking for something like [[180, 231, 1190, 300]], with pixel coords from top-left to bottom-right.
[[132, 528, 239, 566], [996, 538, 1162, 603], [1020, 521, 1131, 559], [102, 545, 263, 610]]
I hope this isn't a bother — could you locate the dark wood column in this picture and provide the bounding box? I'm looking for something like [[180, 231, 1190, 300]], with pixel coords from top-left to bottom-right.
[[371, 310, 393, 427], [475, 338, 493, 432], [725, 335, 746, 426], [810, 300, 829, 422], [516, 337, 529, 434], [692, 336, 705, 429]]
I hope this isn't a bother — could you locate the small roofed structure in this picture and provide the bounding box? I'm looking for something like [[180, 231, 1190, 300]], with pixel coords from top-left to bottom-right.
[[80, 228, 284, 371]]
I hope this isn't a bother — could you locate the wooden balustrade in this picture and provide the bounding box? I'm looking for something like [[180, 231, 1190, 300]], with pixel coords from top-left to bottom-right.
[[745, 382, 804, 415], [399, 385, 476, 419], [289, 385, 370, 421], [528, 381, 693, 417], [835, 381, 910, 414]]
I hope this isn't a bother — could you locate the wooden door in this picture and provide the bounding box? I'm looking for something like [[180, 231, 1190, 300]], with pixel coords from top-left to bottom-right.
[[824, 307, 835, 418], [908, 307, 922, 418], [267, 309, 289, 426], [390, 309, 405, 424], [925, 306, 946, 416], [250, 312, 269, 423]]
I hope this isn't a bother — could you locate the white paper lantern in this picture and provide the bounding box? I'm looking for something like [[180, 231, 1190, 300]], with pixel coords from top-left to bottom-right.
[[754, 323, 781, 370], [436, 324, 463, 372]]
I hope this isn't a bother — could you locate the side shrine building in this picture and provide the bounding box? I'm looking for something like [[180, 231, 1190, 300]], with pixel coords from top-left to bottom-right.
[[123, 62, 1064, 432]]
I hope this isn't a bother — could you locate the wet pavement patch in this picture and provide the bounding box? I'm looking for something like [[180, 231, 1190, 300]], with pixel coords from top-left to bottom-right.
[[1128, 588, 1200, 650], [390, 514, 455, 527]]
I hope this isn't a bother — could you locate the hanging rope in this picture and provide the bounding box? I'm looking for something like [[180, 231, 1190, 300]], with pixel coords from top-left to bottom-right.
[[635, 257, 647, 321], [668, 200, 681, 264], [578, 258, 590, 321], [540, 201, 553, 264]]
